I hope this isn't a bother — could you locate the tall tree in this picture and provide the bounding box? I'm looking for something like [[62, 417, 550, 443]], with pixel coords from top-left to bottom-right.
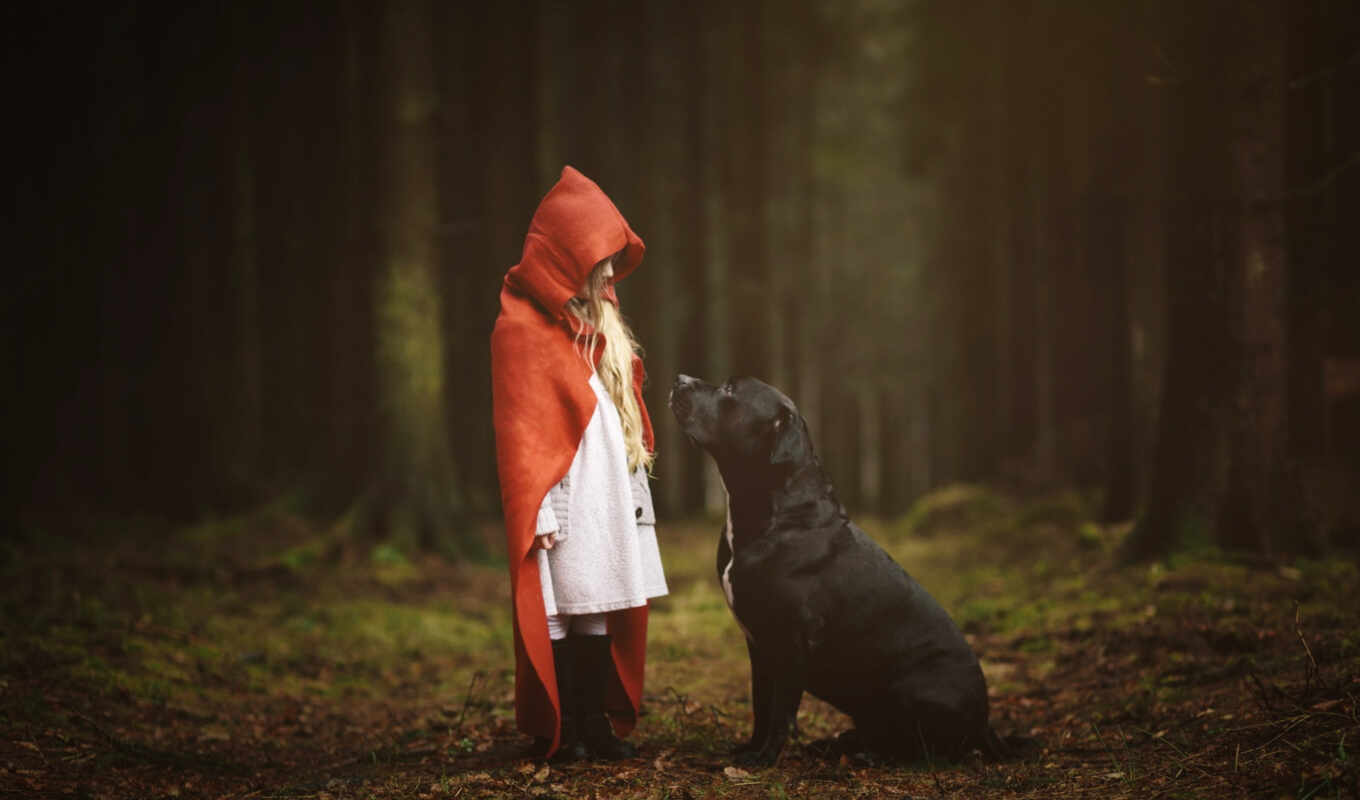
[[1125, 0, 1238, 559], [701, 0, 735, 513], [1215, 0, 1294, 553], [723, 1, 770, 382], [640, 0, 702, 516], [225, 7, 262, 501], [324, 0, 378, 509], [1089, 5, 1138, 522], [371, 0, 463, 551]]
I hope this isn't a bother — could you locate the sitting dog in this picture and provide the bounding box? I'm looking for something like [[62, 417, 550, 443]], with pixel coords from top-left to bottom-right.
[[669, 374, 1008, 765]]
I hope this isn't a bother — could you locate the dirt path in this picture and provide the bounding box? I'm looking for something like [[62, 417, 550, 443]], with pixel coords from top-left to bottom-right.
[[3, 488, 1357, 798]]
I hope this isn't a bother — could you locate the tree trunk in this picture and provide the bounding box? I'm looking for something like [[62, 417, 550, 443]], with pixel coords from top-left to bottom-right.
[[723, 1, 769, 382], [1124, 0, 1236, 560], [642, 0, 690, 517], [224, 16, 262, 504], [1214, 0, 1293, 554], [324, 0, 376, 509], [1098, 191, 1137, 522], [371, 0, 462, 552], [676, 0, 711, 514], [1284, 0, 1345, 548], [1031, 125, 1058, 484], [1091, 7, 1138, 523], [702, 2, 733, 513]]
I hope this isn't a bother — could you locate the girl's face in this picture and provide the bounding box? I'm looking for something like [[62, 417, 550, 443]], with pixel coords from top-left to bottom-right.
[[577, 254, 617, 300]]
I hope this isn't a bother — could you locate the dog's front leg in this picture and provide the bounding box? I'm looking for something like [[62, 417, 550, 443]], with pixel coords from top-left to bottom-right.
[[733, 645, 804, 767], [732, 637, 771, 755]]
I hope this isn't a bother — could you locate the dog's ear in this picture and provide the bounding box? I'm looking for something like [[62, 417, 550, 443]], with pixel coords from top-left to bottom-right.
[[769, 406, 803, 466]]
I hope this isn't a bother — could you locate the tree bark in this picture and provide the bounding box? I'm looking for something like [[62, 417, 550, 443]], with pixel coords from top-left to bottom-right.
[[1098, 191, 1137, 522], [227, 75, 261, 496], [723, 1, 769, 383], [702, 2, 733, 514], [1214, 0, 1293, 554], [372, 0, 462, 552], [1124, 0, 1236, 560], [324, 0, 376, 509]]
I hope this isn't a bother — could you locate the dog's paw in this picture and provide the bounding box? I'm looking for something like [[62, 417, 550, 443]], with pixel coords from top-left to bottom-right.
[[802, 736, 839, 760], [733, 747, 779, 767]]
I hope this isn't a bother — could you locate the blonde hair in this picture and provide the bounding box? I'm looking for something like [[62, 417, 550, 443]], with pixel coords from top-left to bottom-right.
[[567, 256, 654, 474]]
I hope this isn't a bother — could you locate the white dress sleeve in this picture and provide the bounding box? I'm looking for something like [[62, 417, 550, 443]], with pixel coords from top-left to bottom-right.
[[535, 495, 558, 535], [535, 478, 569, 540]]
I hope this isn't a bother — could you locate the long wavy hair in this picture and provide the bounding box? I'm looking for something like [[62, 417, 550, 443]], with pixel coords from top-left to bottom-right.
[[566, 255, 654, 473]]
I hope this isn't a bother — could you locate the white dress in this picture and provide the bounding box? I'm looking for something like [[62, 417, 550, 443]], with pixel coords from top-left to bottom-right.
[[535, 372, 668, 615]]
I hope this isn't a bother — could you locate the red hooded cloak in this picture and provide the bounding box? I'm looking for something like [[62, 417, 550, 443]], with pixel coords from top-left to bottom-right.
[[490, 166, 653, 756]]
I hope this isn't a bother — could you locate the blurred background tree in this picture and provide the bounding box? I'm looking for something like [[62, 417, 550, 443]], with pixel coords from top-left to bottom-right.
[[6, 0, 1358, 559]]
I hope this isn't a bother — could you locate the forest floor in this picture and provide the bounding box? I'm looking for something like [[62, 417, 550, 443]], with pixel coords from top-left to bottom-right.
[[3, 487, 1359, 799]]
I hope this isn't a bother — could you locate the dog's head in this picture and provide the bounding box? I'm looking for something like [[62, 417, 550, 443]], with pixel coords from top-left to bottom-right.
[[668, 374, 812, 484]]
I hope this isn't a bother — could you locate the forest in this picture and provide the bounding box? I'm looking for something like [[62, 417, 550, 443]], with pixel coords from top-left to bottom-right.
[[4, 0, 1360, 798]]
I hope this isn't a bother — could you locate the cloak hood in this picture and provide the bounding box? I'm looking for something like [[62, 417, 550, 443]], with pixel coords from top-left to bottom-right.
[[505, 165, 645, 319], [491, 166, 653, 756]]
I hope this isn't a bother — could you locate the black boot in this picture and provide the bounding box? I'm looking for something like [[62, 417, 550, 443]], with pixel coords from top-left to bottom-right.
[[573, 634, 637, 760], [547, 638, 587, 762]]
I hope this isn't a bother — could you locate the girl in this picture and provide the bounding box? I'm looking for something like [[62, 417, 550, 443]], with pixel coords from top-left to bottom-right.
[[491, 166, 667, 762]]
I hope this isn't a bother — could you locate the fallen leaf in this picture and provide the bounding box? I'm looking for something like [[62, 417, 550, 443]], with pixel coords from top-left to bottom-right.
[[1312, 698, 1342, 711], [198, 726, 231, 742], [652, 748, 674, 771], [533, 764, 550, 783], [723, 766, 752, 780]]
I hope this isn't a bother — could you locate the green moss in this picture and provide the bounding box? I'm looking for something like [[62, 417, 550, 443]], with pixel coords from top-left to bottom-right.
[[895, 484, 1012, 537], [1014, 490, 1090, 529]]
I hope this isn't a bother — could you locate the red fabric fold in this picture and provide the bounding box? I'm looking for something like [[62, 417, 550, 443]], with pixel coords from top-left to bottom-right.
[[491, 166, 654, 756]]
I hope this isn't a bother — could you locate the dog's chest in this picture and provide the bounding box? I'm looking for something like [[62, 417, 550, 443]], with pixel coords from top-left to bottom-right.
[[718, 492, 755, 640]]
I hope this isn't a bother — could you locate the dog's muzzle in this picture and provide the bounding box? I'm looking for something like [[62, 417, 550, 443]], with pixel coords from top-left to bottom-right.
[[669, 374, 698, 421]]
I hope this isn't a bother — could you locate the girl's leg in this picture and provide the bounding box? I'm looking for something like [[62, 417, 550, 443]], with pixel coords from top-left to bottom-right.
[[571, 614, 636, 760], [568, 613, 607, 636], [545, 613, 586, 761]]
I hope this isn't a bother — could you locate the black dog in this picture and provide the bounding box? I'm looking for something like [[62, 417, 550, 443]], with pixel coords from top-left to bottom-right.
[[669, 374, 1008, 766]]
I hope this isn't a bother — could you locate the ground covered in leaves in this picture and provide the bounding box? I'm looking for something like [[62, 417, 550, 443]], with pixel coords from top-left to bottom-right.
[[3, 487, 1359, 799]]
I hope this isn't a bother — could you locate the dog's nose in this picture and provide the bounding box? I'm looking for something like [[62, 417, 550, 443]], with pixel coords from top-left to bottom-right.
[[669, 374, 695, 415]]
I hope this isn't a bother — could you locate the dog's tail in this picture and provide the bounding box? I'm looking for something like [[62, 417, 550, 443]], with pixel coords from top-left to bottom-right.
[[980, 725, 1039, 762]]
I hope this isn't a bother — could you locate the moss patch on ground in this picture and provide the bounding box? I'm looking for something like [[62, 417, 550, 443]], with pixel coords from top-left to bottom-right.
[[2, 488, 1358, 798]]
